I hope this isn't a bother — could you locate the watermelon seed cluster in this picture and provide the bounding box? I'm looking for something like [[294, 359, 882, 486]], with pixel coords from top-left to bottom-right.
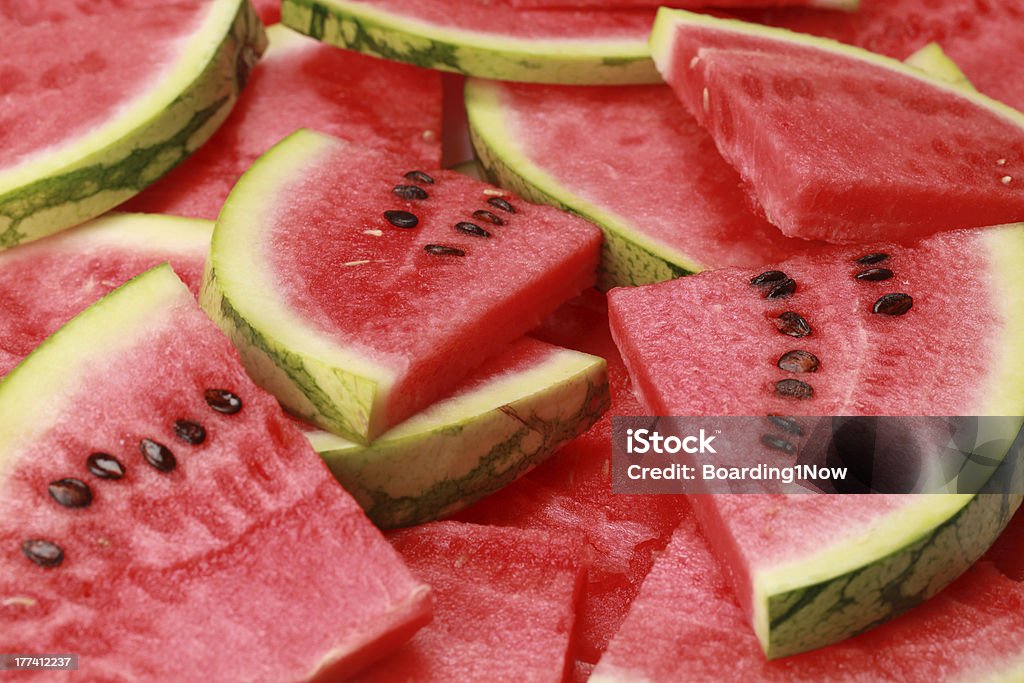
[[20, 388, 244, 569]]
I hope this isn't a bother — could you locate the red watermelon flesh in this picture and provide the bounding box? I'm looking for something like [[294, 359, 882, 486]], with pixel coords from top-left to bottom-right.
[[590, 509, 1024, 682], [0, 214, 209, 379], [652, 11, 1024, 243], [507, 0, 854, 8], [0, 2, 214, 172], [122, 24, 442, 219], [252, 0, 282, 24], [353, 522, 584, 682], [740, 0, 1024, 111], [0, 266, 430, 680]]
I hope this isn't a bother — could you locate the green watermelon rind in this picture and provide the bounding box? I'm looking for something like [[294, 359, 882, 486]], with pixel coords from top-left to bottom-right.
[[0, 0, 266, 251], [308, 348, 609, 528], [279, 0, 660, 85], [466, 80, 696, 289]]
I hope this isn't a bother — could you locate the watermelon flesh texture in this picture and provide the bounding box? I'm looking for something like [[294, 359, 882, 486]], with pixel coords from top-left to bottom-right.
[[0, 213, 209, 378], [652, 11, 1024, 244], [508, 0, 855, 8], [354, 522, 584, 682], [0, 266, 430, 680], [591, 509, 1024, 682], [252, 0, 282, 23], [740, 0, 1024, 112], [122, 24, 442, 219]]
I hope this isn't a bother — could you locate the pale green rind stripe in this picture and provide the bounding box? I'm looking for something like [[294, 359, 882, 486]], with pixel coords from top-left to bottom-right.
[[281, 0, 659, 85], [308, 348, 609, 528], [0, 0, 266, 250]]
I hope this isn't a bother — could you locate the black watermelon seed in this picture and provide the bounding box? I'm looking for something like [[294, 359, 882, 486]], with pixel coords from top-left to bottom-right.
[[855, 267, 894, 282], [486, 197, 516, 213], [140, 439, 176, 472], [872, 293, 914, 316], [404, 170, 434, 185], [22, 539, 63, 568], [392, 184, 429, 201], [173, 420, 206, 445], [766, 278, 797, 299], [424, 244, 466, 257], [777, 350, 820, 373], [472, 209, 504, 226], [774, 311, 812, 338], [761, 434, 796, 455], [204, 389, 242, 415], [384, 210, 419, 229], [455, 222, 490, 238], [86, 453, 125, 480], [775, 379, 814, 400], [856, 253, 890, 265], [767, 415, 804, 436], [47, 479, 93, 509], [750, 270, 787, 286]]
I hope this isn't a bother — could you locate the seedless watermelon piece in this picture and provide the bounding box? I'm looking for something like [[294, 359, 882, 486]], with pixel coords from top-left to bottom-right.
[[650, 10, 1024, 243], [0, 0, 265, 249], [280, 0, 660, 85], [122, 24, 442, 219], [608, 226, 1024, 656], [353, 521, 584, 682], [203, 129, 602, 443], [0, 213, 210, 378], [306, 337, 609, 528], [591, 510, 1024, 682], [0, 266, 430, 680]]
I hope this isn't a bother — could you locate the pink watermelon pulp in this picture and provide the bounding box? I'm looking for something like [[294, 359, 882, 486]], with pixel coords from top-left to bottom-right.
[[650, 10, 1024, 243], [354, 521, 585, 682], [591, 508, 1024, 682], [0, 266, 431, 680], [508, 0, 855, 8], [205, 129, 603, 442], [122, 24, 442, 219], [0, 214, 209, 379]]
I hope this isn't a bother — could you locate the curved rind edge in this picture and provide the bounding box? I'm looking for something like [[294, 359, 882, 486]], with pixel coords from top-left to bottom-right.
[[0, 1, 266, 250], [280, 0, 660, 85]]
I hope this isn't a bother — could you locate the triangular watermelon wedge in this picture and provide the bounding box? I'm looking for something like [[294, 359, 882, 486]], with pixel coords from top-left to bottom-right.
[[649, 9, 1024, 244], [0, 266, 431, 680]]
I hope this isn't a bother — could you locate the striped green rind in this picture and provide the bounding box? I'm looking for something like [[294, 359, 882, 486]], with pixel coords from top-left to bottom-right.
[[0, 0, 266, 250], [466, 81, 694, 289], [307, 347, 609, 528], [280, 0, 659, 85]]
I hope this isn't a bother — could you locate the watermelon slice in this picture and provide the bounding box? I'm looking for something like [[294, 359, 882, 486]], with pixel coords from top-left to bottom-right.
[[509, 0, 857, 7], [354, 521, 585, 682], [649, 10, 1024, 243], [591, 509, 1024, 682], [0, 213, 210, 379], [0, 265, 431, 679], [307, 337, 608, 528], [607, 226, 1024, 656], [741, 0, 1024, 112], [280, 0, 660, 85], [122, 23, 442, 219], [0, 0, 265, 249], [202, 129, 602, 443], [467, 45, 966, 287]]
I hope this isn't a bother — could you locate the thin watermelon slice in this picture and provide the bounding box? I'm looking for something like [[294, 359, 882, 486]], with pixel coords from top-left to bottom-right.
[[280, 0, 660, 84], [122, 23, 442, 219], [0, 0, 265, 249], [607, 226, 1024, 656], [649, 9, 1024, 244], [741, 0, 1024, 111], [306, 337, 608, 528], [202, 129, 602, 443], [591, 509, 1024, 682], [0, 213, 210, 378], [354, 522, 585, 682], [467, 45, 966, 287], [0, 265, 431, 680]]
